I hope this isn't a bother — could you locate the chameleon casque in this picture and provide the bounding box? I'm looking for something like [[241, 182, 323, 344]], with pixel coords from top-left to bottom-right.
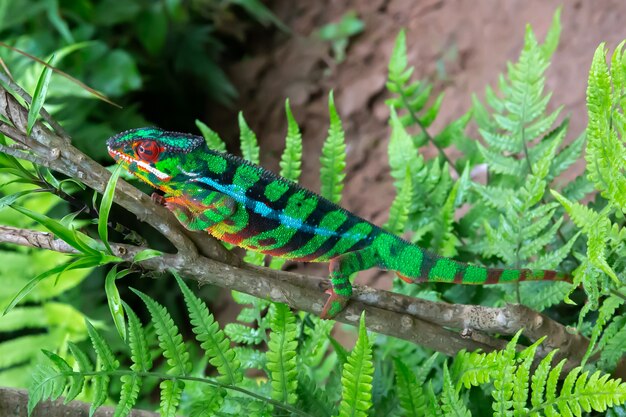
[[107, 127, 569, 319]]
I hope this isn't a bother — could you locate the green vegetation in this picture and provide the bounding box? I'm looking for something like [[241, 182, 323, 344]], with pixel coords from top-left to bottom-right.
[[1, 4, 626, 417]]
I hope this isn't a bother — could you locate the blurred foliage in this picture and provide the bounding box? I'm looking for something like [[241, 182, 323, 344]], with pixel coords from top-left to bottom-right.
[[0, 0, 283, 160], [316, 11, 364, 63]]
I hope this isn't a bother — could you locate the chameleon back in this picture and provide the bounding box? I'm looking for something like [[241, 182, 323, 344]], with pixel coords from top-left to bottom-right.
[[170, 146, 384, 262]]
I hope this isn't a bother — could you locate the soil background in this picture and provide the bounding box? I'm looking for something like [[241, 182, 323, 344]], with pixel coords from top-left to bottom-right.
[[207, 0, 626, 320]]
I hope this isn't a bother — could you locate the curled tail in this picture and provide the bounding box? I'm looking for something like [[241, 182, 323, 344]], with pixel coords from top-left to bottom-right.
[[384, 237, 570, 285]]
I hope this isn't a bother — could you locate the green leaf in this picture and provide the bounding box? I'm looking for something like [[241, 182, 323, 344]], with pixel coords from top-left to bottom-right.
[[160, 379, 184, 417], [175, 273, 242, 384], [319, 91, 346, 204], [441, 362, 471, 417], [10, 204, 101, 255], [196, 119, 227, 152], [279, 99, 303, 182], [104, 265, 129, 341], [28, 54, 55, 135], [384, 168, 412, 234], [99, 164, 123, 255], [267, 303, 298, 404], [133, 249, 162, 262], [394, 358, 426, 417], [338, 312, 373, 417], [123, 302, 152, 372], [132, 288, 191, 376], [114, 374, 141, 417], [239, 112, 260, 165], [86, 320, 119, 416]]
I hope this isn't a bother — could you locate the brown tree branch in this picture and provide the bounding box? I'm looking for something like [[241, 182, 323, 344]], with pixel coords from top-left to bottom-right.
[[0, 82, 589, 372], [0, 225, 589, 370], [0, 387, 157, 417], [0, 84, 239, 266]]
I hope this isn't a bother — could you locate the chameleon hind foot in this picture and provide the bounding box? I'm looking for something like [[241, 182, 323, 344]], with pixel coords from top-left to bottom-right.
[[320, 288, 349, 320]]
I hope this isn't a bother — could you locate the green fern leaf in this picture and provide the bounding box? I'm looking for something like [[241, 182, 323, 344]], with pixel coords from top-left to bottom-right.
[[188, 386, 226, 417], [67, 341, 93, 374], [530, 349, 559, 414], [394, 358, 426, 417], [338, 312, 374, 417], [297, 371, 335, 417], [512, 340, 540, 415], [114, 374, 141, 417], [41, 350, 82, 404], [441, 362, 471, 417], [196, 119, 227, 152], [239, 112, 260, 165], [600, 322, 626, 370], [85, 320, 118, 416], [132, 288, 191, 376], [319, 92, 346, 204], [451, 349, 499, 389], [280, 99, 303, 182], [233, 346, 266, 369], [175, 274, 242, 384], [28, 361, 65, 416], [384, 168, 412, 235], [267, 303, 298, 404], [224, 323, 264, 345], [160, 379, 184, 417], [491, 332, 522, 417], [123, 302, 152, 372]]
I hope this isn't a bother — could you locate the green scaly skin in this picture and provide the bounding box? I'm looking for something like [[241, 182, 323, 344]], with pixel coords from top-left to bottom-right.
[[107, 127, 570, 319]]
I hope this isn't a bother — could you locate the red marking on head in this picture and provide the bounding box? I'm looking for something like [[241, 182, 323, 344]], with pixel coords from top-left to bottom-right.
[[133, 140, 162, 163]]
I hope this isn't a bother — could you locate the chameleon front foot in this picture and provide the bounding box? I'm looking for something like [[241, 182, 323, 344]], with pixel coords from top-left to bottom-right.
[[320, 289, 349, 320]]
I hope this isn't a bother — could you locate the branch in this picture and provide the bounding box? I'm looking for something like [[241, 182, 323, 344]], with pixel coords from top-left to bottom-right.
[[0, 84, 238, 266], [0, 82, 589, 370], [0, 225, 589, 370], [0, 387, 158, 417]]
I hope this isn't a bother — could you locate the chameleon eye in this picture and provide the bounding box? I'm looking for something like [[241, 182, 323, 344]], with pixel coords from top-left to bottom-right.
[[133, 140, 161, 163]]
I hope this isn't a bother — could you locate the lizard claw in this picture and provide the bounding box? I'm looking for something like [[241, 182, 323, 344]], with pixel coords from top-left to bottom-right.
[[320, 288, 349, 320], [151, 192, 166, 206]]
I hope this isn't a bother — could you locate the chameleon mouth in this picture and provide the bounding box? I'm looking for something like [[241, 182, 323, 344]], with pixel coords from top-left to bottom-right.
[[108, 147, 171, 181]]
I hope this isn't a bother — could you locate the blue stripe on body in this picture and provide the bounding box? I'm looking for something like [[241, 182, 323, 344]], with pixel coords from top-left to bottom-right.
[[193, 177, 367, 240]]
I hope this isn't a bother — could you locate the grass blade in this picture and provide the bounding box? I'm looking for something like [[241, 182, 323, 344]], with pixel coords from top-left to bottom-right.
[[99, 164, 122, 255], [27, 54, 55, 135]]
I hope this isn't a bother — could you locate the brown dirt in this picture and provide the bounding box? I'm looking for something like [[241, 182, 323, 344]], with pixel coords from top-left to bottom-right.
[[208, 0, 626, 293]]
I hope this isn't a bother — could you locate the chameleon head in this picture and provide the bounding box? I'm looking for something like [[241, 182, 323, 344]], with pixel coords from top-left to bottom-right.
[[106, 127, 205, 190]]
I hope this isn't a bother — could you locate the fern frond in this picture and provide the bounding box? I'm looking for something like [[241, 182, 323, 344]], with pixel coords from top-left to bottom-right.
[[584, 294, 624, 364], [441, 363, 471, 417], [123, 302, 152, 372], [280, 99, 303, 182], [491, 332, 521, 417], [599, 321, 626, 370], [160, 379, 184, 417], [238, 112, 260, 165], [267, 303, 298, 404], [297, 371, 335, 417], [530, 349, 559, 412], [232, 346, 266, 370], [586, 42, 626, 211], [114, 374, 141, 417], [41, 350, 82, 404], [187, 386, 225, 417], [224, 323, 264, 345], [534, 367, 626, 416], [384, 167, 412, 235], [319, 91, 346, 204], [394, 358, 426, 417], [451, 349, 500, 390], [85, 320, 118, 415], [131, 289, 191, 376], [28, 359, 65, 416], [338, 312, 374, 417], [196, 119, 227, 152], [175, 274, 242, 384]]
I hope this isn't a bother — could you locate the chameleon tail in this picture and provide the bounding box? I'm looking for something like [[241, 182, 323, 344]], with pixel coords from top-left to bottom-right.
[[387, 238, 571, 285]]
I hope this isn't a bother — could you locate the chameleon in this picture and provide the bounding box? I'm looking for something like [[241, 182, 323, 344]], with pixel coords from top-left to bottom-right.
[[107, 127, 570, 319]]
